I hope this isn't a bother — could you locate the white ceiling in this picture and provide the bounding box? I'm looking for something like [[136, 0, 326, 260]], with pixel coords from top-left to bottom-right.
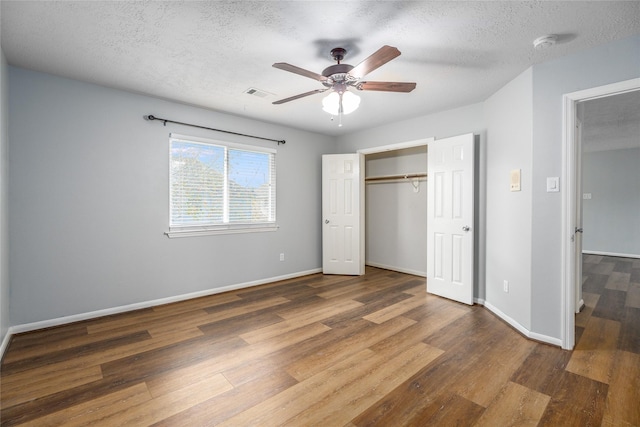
[[2, 1, 640, 137]]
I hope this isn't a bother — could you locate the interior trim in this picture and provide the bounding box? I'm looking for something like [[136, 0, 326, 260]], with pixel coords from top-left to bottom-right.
[[365, 262, 426, 277], [357, 137, 435, 155], [1, 268, 322, 359], [561, 77, 640, 350], [475, 298, 563, 347], [582, 250, 640, 259]]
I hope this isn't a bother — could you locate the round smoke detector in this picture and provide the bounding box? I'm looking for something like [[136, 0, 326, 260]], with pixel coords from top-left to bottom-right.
[[533, 35, 558, 50]]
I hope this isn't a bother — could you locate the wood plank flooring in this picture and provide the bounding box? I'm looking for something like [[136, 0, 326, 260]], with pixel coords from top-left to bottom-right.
[[1, 256, 638, 426]]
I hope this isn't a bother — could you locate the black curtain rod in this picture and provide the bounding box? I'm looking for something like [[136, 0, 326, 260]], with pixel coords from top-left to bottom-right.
[[145, 115, 286, 145]]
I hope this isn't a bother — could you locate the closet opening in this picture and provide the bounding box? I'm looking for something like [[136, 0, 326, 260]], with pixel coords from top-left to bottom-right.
[[360, 139, 431, 277]]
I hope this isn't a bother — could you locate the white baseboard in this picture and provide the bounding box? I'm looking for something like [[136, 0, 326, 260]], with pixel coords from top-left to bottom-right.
[[474, 298, 562, 347], [3, 268, 566, 361], [0, 329, 11, 361], [582, 250, 640, 259], [3, 268, 322, 349], [365, 262, 426, 277]]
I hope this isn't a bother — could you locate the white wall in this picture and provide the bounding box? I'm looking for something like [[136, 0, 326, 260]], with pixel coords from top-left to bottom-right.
[[8, 66, 336, 326], [0, 49, 10, 346], [531, 34, 640, 338], [582, 147, 640, 257], [337, 103, 487, 300], [365, 146, 428, 275], [484, 68, 533, 329]]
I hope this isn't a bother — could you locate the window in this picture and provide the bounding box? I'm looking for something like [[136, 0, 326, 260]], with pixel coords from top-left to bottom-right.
[[167, 133, 276, 237]]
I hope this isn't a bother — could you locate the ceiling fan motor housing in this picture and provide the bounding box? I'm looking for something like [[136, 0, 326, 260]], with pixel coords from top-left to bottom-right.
[[322, 64, 355, 87], [323, 47, 355, 87]]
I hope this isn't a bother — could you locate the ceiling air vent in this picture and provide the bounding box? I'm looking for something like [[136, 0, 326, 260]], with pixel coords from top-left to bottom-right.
[[244, 87, 271, 98]]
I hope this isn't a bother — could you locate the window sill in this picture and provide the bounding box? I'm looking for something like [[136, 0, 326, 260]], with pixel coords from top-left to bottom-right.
[[165, 224, 279, 238]]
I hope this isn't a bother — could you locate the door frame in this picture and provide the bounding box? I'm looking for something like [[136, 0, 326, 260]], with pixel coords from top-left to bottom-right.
[[357, 137, 434, 273], [561, 77, 640, 350], [357, 138, 435, 156]]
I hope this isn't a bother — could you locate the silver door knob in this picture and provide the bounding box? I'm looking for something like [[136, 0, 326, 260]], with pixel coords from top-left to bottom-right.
[[462, 226, 470, 232]]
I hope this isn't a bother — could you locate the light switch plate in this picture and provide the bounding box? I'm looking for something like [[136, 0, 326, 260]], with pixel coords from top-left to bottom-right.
[[547, 177, 559, 192]]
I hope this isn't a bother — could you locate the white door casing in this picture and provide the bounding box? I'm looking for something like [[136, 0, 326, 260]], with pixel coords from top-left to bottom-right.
[[575, 117, 584, 313], [561, 78, 640, 350], [427, 133, 475, 305], [322, 153, 365, 275]]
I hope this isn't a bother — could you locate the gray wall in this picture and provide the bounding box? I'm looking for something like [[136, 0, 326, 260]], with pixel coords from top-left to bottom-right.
[[365, 146, 428, 275], [1, 49, 9, 345], [484, 68, 533, 329], [531, 34, 640, 338], [338, 34, 640, 343], [582, 147, 640, 257], [5, 35, 638, 345], [8, 66, 335, 325]]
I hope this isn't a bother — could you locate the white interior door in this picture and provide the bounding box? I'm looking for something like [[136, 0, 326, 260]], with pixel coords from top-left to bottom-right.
[[575, 117, 584, 312], [427, 133, 474, 304], [322, 154, 365, 275]]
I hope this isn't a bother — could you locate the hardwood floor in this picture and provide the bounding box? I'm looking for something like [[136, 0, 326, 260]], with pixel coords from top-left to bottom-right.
[[1, 257, 638, 426]]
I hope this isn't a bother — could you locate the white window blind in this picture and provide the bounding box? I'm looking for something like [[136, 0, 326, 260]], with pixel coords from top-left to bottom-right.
[[168, 134, 276, 237]]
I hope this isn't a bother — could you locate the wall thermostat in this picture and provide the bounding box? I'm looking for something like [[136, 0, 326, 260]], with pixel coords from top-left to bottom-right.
[[510, 169, 521, 192]]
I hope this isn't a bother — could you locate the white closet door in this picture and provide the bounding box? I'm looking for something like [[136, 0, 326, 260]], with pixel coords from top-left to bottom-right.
[[322, 153, 365, 275], [427, 133, 475, 305]]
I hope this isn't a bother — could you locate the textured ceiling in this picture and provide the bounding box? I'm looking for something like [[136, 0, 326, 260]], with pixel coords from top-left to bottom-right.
[[2, 1, 640, 136], [581, 90, 640, 152]]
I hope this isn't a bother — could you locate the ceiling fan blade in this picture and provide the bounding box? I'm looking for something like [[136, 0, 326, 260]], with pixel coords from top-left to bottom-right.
[[347, 45, 401, 79], [356, 81, 417, 92], [273, 63, 328, 82], [272, 88, 328, 105]]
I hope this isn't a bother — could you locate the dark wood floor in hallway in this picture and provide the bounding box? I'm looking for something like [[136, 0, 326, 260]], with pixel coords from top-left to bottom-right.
[[1, 256, 638, 426]]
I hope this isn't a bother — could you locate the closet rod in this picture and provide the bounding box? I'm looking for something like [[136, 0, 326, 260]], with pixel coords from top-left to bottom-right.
[[365, 173, 427, 182], [145, 115, 286, 145]]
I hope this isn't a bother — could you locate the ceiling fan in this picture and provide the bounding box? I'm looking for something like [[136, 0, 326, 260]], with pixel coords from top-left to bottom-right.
[[271, 45, 416, 112]]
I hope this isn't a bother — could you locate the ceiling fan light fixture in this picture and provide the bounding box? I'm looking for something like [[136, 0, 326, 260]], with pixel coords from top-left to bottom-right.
[[322, 90, 360, 116]]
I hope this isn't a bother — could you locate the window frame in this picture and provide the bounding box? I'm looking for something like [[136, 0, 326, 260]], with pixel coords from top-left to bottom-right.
[[166, 133, 277, 238]]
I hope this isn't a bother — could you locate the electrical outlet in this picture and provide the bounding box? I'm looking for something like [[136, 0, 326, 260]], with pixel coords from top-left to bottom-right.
[[503, 280, 509, 293], [280, 253, 285, 261]]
